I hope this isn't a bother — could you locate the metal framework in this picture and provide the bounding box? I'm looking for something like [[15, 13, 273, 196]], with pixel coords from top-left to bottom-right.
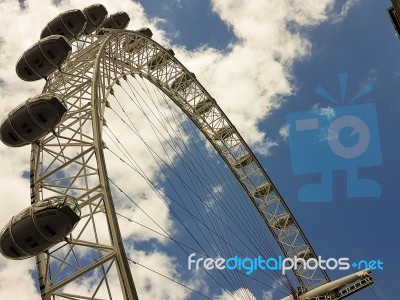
[[387, 0, 400, 37], [29, 29, 372, 299], [30, 33, 139, 300]]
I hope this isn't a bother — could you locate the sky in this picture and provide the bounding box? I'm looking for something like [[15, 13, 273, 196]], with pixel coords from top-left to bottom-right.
[[0, 0, 399, 299]]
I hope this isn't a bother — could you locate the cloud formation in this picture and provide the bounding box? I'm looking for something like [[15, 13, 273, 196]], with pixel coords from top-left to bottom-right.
[[0, 0, 351, 299]]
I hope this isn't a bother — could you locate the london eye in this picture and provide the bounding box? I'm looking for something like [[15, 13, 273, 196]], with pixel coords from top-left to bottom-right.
[[0, 3, 391, 300]]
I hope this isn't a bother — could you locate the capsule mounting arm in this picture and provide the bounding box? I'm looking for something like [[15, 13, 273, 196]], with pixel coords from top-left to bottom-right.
[[281, 269, 373, 300]]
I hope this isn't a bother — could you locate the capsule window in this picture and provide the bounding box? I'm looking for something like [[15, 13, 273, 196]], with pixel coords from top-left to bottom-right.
[[33, 58, 44, 69], [20, 123, 33, 134], [44, 225, 56, 236], [47, 50, 56, 59], [67, 21, 74, 29], [30, 242, 39, 248], [55, 28, 65, 35], [37, 113, 48, 124], [8, 132, 19, 142], [23, 67, 33, 76], [25, 236, 33, 242], [9, 246, 20, 256]]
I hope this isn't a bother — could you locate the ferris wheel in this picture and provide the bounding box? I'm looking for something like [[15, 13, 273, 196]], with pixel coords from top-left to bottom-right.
[[0, 4, 375, 300]]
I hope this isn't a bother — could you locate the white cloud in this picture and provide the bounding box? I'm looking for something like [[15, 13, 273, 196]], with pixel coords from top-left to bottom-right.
[[263, 289, 274, 300], [0, 0, 353, 299], [128, 247, 208, 300], [162, 0, 185, 11], [320, 107, 336, 119], [279, 123, 289, 141], [174, 0, 336, 154], [215, 287, 257, 300], [330, 0, 362, 24], [0, 258, 37, 298], [262, 280, 283, 300], [358, 68, 379, 92]]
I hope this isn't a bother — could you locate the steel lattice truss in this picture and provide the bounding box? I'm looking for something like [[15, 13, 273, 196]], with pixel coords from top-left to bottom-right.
[[96, 32, 331, 290], [31, 34, 138, 300], [29, 29, 334, 299]]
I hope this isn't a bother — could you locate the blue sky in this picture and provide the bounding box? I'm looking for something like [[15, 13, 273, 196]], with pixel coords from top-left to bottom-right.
[[135, 0, 400, 299], [0, 0, 399, 299], [264, 4, 400, 298], [139, 0, 236, 50]]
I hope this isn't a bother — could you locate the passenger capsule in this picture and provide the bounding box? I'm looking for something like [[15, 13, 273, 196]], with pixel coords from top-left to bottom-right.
[[272, 214, 293, 230], [136, 27, 153, 38], [194, 98, 213, 115], [0, 94, 67, 147], [0, 196, 80, 260], [232, 153, 253, 169], [16, 35, 71, 81], [171, 72, 196, 91], [213, 126, 234, 141], [83, 4, 108, 34], [148, 49, 175, 70], [100, 12, 130, 31], [296, 248, 314, 262], [252, 182, 272, 198], [123, 28, 153, 53], [40, 9, 87, 41]]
